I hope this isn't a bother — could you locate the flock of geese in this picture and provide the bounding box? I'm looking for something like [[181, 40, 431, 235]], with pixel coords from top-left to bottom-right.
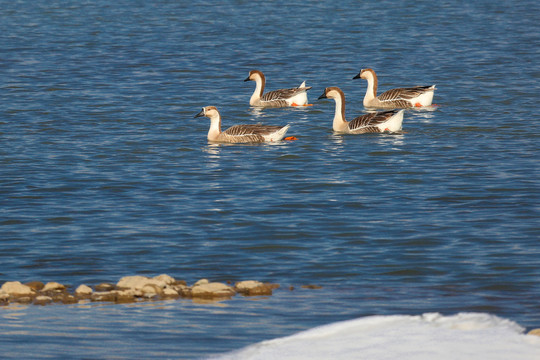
[[195, 68, 436, 143]]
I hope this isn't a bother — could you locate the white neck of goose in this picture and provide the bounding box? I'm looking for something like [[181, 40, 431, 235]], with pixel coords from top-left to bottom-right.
[[362, 70, 378, 104], [207, 110, 222, 141], [249, 74, 265, 105], [329, 89, 348, 132]]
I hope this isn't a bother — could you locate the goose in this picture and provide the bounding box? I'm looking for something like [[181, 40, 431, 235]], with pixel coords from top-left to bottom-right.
[[244, 70, 312, 107], [318, 87, 404, 134], [353, 68, 436, 108], [195, 106, 290, 143]]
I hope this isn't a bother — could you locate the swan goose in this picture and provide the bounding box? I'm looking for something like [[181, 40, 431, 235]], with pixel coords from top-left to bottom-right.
[[244, 70, 312, 107], [353, 68, 436, 108], [195, 106, 290, 143], [318, 87, 404, 134]]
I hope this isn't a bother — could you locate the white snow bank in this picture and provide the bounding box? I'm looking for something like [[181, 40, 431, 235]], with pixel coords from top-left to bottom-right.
[[212, 313, 540, 360]]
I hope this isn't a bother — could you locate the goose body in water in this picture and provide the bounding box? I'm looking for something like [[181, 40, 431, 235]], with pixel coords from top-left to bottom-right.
[[318, 87, 404, 134], [353, 68, 436, 109], [244, 70, 312, 107], [195, 106, 290, 143]]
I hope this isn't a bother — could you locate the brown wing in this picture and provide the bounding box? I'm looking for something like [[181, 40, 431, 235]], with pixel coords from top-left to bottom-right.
[[223, 125, 259, 136], [220, 124, 284, 143], [220, 125, 263, 143], [378, 86, 433, 102], [225, 124, 283, 135], [347, 110, 400, 133], [261, 86, 312, 102]]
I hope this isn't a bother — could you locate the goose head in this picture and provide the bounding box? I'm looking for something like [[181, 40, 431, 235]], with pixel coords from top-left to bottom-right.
[[318, 86, 344, 101], [352, 68, 376, 81], [244, 69, 265, 82], [195, 106, 220, 120]]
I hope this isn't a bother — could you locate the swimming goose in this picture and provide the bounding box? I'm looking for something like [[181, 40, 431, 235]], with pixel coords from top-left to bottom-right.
[[244, 70, 312, 107], [353, 68, 436, 108], [195, 106, 290, 143], [318, 87, 404, 134]]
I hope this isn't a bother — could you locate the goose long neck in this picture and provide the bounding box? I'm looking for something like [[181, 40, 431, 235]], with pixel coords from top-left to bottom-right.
[[207, 112, 222, 141], [364, 71, 378, 103], [250, 74, 266, 103], [332, 91, 348, 132]]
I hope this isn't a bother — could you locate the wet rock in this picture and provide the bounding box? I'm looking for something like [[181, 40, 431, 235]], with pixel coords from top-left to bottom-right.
[[34, 295, 53, 306], [141, 284, 163, 298], [75, 284, 93, 297], [91, 291, 117, 303], [16, 296, 34, 304], [25, 281, 45, 291], [235, 281, 278, 296], [528, 328, 540, 337], [40, 282, 71, 303], [191, 282, 235, 299], [0, 291, 9, 304], [60, 294, 77, 304], [1, 281, 35, 297], [95, 283, 115, 292], [115, 290, 136, 303], [162, 287, 180, 299], [301, 284, 323, 289], [174, 284, 192, 298], [42, 282, 66, 292], [2, 276, 284, 306]]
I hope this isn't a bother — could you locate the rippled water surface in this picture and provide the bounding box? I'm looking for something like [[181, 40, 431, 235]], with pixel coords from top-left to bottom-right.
[[1, 1, 539, 358]]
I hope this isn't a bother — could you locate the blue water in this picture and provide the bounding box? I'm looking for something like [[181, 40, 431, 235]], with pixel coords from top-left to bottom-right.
[[1, 0, 539, 358]]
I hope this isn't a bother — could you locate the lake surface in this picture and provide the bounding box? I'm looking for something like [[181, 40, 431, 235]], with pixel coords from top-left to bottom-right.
[[1, 0, 539, 358]]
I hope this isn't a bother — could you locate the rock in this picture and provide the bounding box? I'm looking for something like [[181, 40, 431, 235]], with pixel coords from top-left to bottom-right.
[[141, 284, 163, 298], [235, 281, 278, 296], [162, 287, 179, 298], [153, 274, 176, 285], [25, 281, 45, 291], [236, 280, 261, 291], [528, 328, 540, 337], [174, 284, 191, 298], [191, 282, 235, 299], [34, 295, 53, 306], [116, 275, 166, 292], [42, 282, 66, 292], [193, 279, 209, 286], [60, 295, 77, 304], [95, 283, 115, 292], [174, 279, 187, 286], [1, 276, 281, 306], [115, 290, 136, 303], [75, 284, 93, 296], [301, 284, 323, 289], [91, 291, 117, 303], [16, 296, 33, 304], [1, 281, 35, 297]]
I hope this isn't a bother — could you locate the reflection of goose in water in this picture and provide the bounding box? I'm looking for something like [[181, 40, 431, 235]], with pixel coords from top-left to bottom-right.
[[195, 106, 290, 143]]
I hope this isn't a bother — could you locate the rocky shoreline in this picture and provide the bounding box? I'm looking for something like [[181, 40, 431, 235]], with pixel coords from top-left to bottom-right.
[[0, 274, 287, 306], [3, 276, 540, 337]]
